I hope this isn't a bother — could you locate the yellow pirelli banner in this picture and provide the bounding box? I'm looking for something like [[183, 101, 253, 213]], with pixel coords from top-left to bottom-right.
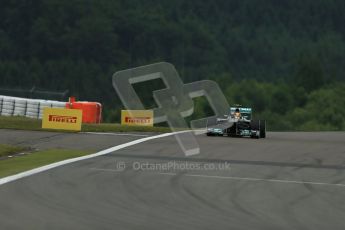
[[42, 108, 83, 131], [121, 110, 153, 126]]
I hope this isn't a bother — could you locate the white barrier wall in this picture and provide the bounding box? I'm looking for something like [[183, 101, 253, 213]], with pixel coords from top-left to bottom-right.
[[1, 96, 15, 116], [0, 95, 67, 119]]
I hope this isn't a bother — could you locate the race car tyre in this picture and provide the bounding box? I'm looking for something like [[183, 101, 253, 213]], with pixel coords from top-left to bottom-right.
[[250, 120, 261, 138], [250, 120, 260, 130], [226, 124, 237, 136], [260, 120, 266, 138]]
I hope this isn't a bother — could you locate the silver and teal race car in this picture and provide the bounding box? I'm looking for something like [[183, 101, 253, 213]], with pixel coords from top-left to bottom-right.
[[206, 106, 266, 138]]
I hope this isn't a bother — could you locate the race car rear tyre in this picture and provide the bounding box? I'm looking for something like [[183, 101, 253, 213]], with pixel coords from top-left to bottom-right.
[[250, 120, 260, 130], [260, 120, 266, 138]]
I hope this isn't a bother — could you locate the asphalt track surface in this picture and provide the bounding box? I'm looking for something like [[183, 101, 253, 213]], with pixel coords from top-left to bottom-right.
[[0, 129, 147, 151], [0, 130, 345, 229]]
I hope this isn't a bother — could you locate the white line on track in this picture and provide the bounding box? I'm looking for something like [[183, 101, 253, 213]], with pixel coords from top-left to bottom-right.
[[0, 131, 184, 186], [180, 173, 345, 188], [89, 167, 125, 172], [89, 168, 345, 188], [82, 132, 150, 137]]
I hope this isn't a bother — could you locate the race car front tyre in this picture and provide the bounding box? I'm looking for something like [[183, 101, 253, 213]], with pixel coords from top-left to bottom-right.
[[250, 120, 262, 139]]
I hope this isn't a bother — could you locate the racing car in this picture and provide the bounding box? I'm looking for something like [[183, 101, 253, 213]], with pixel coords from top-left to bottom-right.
[[206, 106, 266, 138]]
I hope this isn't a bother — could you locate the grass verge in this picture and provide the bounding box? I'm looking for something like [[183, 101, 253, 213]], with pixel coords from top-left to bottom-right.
[[82, 122, 171, 133], [0, 144, 28, 158], [0, 148, 91, 178], [0, 115, 172, 133], [0, 116, 42, 131]]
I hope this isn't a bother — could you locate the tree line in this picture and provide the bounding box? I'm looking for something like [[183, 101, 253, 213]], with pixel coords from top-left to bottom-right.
[[0, 0, 344, 130]]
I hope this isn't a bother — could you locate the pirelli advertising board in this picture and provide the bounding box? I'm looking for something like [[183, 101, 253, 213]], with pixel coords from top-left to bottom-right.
[[121, 110, 153, 126], [42, 108, 82, 131]]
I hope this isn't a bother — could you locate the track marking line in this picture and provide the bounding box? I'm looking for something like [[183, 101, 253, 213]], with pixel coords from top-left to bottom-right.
[[0, 131, 184, 186], [89, 168, 345, 188], [180, 173, 345, 188], [89, 167, 125, 172], [82, 132, 150, 137]]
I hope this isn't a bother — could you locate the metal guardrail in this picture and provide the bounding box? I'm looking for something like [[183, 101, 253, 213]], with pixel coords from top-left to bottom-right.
[[0, 86, 69, 101]]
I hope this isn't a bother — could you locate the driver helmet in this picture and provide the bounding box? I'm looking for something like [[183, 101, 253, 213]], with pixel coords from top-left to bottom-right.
[[234, 108, 241, 118]]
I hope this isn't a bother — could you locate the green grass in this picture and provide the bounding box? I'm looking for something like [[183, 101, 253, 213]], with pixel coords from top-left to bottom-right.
[[82, 122, 171, 133], [0, 116, 42, 131], [0, 144, 28, 158], [0, 115, 172, 133], [0, 149, 91, 178]]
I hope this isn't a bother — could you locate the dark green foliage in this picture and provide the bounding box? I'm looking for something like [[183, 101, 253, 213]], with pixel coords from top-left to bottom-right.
[[294, 53, 325, 92], [243, 82, 345, 131], [0, 0, 344, 130]]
